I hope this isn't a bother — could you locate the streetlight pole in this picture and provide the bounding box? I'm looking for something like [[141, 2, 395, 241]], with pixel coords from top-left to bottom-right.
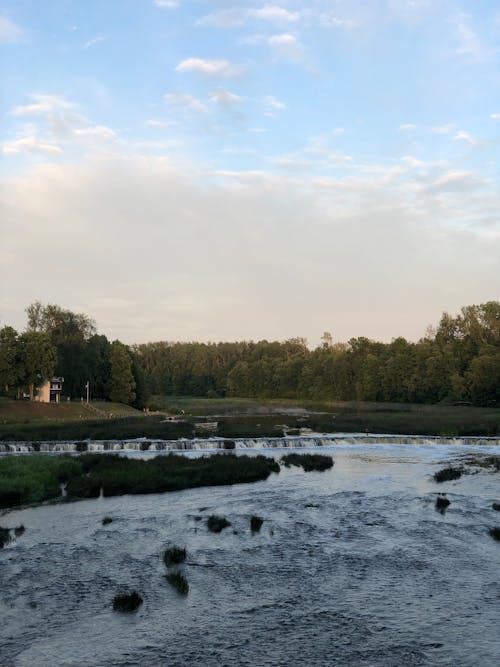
[[85, 381, 90, 404]]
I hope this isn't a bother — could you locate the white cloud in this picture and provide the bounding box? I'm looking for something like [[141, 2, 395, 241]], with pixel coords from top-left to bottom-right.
[[210, 88, 242, 107], [453, 130, 479, 146], [154, 0, 179, 8], [0, 15, 22, 42], [263, 95, 287, 112], [74, 125, 117, 141], [165, 92, 208, 113], [198, 5, 298, 28], [268, 33, 308, 66], [453, 12, 486, 61], [490, 113, 500, 120], [2, 136, 62, 155], [250, 6, 299, 23], [401, 155, 425, 168], [316, 13, 357, 29], [10, 94, 78, 117], [176, 58, 243, 78], [399, 123, 416, 131], [83, 35, 107, 49]]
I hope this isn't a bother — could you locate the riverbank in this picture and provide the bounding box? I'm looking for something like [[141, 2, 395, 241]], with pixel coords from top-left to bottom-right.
[[0, 398, 498, 440]]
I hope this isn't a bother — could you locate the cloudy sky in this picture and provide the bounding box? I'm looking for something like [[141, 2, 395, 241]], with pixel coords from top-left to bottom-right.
[[1, 0, 499, 345]]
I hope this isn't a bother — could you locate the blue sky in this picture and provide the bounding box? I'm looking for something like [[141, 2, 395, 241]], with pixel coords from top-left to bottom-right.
[[1, 1, 499, 344]]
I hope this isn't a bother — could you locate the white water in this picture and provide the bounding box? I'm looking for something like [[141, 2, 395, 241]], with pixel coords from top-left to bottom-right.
[[0, 433, 499, 454]]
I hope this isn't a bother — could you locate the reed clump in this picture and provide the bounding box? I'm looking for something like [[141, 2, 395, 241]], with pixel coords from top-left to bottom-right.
[[250, 515, 264, 532], [207, 515, 231, 533], [488, 527, 500, 541], [165, 572, 189, 595], [163, 546, 186, 566], [102, 516, 113, 526], [0, 527, 11, 548], [492, 503, 500, 512], [433, 467, 462, 483], [435, 495, 450, 513], [112, 590, 143, 612], [281, 453, 334, 472]]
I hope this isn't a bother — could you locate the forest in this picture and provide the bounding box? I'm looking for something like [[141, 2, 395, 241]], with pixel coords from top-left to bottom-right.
[[0, 301, 498, 408]]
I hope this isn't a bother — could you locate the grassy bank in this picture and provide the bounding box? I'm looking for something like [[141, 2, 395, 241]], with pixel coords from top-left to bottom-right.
[[0, 397, 498, 440], [0, 452, 280, 510]]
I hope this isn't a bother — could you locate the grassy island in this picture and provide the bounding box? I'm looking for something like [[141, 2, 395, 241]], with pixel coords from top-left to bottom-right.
[[0, 452, 280, 510]]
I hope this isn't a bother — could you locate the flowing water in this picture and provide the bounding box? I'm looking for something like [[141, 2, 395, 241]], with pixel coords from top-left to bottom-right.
[[1, 440, 499, 666]]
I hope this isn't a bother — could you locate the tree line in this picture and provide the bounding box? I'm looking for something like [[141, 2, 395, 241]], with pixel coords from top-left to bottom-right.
[[0, 302, 138, 405], [0, 301, 498, 408]]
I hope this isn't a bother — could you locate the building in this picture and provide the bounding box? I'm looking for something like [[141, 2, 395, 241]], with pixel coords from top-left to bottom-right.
[[36, 377, 64, 403]]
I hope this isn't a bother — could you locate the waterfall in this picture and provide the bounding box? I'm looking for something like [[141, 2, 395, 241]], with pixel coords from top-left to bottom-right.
[[0, 433, 499, 454]]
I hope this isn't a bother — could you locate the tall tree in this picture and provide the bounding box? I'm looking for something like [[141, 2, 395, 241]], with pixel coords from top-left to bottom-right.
[[18, 331, 56, 400], [109, 341, 136, 405], [0, 326, 21, 393]]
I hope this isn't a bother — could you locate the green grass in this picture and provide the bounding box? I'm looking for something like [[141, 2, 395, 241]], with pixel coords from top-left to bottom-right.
[[0, 452, 280, 510], [165, 572, 189, 595], [281, 453, 334, 472], [163, 546, 186, 566], [433, 467, 463, 483], [1, 396, 498, 439], [207, 515, 231, 533], [112, 590, 143, 612]]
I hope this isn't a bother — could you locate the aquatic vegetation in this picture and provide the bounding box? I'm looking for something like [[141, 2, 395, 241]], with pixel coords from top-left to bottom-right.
[[304, 503, 320, 508], [281, 453, 334, 472], [435, 495, 450, 513], [0, 452, 280, 509], [163, 546, 186, 566], [488, 527, 500, 541], [165, 572, 189, 595], [102, 516, 113, 526], [492, 503, 500, 512], [250, 515, 264, 532], [207, 515, 231, 533], [0, 527, 11, 548], [433, 467, 462, 483], [112, 590, 143, 612], [14, 525, 25, 536]]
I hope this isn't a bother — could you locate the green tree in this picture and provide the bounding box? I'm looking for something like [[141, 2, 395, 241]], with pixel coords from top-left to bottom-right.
[[0, 326, 21, 393], [18, 331, 56, 400], [109, 341, 136, 405]]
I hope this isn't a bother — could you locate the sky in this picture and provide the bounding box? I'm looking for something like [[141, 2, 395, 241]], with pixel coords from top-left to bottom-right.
[[1, 0, 499, 346]]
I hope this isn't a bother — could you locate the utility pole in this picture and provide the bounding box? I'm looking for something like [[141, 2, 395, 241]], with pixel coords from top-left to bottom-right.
[[85, 381, 90, 404]]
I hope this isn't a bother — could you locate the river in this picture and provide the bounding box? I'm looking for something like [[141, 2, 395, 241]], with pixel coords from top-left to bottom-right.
[[1, 439, 499, 666]]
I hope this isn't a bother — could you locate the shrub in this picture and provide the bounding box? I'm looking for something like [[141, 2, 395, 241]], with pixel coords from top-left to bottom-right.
[[488, 527, 500, 541], [207, 515, 231, 533], [0, 527, 11, 548], [112, 590, 143, 612], [166, 572, 189, 595], [435, 495, 450, 512], [14, 525, 25, 536], [433, 467, 462, 483], [281, 453, 334, 472], [250, 515, 263, 532], [163, 546, 186, 566], [102, 516, 113, 526]]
